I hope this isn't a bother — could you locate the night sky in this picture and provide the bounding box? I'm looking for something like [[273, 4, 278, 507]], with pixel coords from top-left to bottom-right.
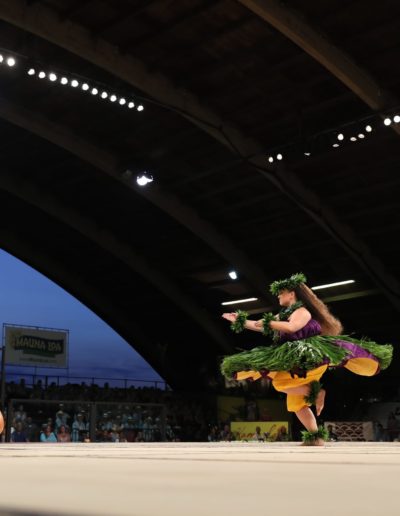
[[0, 249, 164, 386]]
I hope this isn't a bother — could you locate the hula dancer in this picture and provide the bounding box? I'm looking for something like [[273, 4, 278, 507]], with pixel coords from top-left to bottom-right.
[[221, 273, 393, 446]]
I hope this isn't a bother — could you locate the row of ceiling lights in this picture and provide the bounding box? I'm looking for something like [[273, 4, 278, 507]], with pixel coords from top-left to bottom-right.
[[222, 279, 355, 305]]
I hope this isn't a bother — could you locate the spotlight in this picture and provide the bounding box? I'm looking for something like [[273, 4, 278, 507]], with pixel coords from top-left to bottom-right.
[[110, 94, 117, 102], [38, 71, 46, 79], [60, 77, 68, 85], [332, 143, 339, 148], [358, 133, 365, 139], [136, 174, 154, 186], [304, 152, 311, 157], [394, 115, 400, 123], [49, 73, 57, 82], [350, 136, 357, 141], [119, 98, 126, 105], [384, 117, 391, 126], [365, 125, 372, 132], [71, 79, 79, 88], [137, 105, 144, 112], [82, 83, 89, 91], [276, 153, 283, 160], [101, 91, 108, 99], [27, 68, 35, 76], [268, 156, 274, 163], [0, 55, 3, 63], [128, 101, 135, 109], [337, 133, 344, 141], [91, 87, 98, 95], [6, 57, 16, 67], [228, 271, 238, 280]]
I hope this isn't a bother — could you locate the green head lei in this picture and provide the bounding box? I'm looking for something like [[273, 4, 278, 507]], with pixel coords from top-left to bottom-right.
[[269, 272, 307, 296]]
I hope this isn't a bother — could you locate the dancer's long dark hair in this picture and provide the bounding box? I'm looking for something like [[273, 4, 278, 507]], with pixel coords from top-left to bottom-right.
[[294, 284, 343, 335]]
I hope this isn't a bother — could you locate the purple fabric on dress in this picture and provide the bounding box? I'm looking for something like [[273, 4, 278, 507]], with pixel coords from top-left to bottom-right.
[[334, 340, 376, 361], [278, 319, 321, 343]]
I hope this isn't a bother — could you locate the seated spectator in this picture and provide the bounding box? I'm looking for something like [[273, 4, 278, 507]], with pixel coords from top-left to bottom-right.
[[57, 425, 71, 443], [11, 422, 28, 443], [327, 424, 338, 442], [275, 425, 289, 442], [40, 425, 57, 443], [252, 426, 265, 442]]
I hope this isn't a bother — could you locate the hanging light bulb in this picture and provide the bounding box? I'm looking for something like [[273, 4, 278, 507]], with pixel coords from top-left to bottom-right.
[[337, 133, 344, 141], [276, 153, 283, 160], [384, 117, 392, 126], [101, 91, 108, 99], [365, 125, 372, 132], [119, 98, 126, 105], [128, 101, 135, 109], [110, 94, 117, 102], [82, 83, 90, 91], [38, 71, 46, 79], [60, 77, 68, 85], [228, 271, 238, 280], [268, 156, 274, 163], [394, 115, 400, 123], [49, 73, 57, 82], [0, 55, 3, 63], [6, 57, 16, 67], [27, 68, 36, 76], [136, 174, 154, 186], [71, 79, 79, 88], [91, 87, 98, 95], [137, 105, 144, 111]]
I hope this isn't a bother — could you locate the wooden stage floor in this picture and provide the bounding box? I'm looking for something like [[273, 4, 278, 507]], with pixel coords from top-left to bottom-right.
[[0, 442, 398, 515]]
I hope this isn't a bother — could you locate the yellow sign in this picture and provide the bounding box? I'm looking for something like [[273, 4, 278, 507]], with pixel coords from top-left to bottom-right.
[[231, 421, 289, 441]]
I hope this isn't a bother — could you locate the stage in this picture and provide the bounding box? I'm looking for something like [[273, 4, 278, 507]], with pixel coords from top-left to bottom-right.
[[0, 442, 398, 515]]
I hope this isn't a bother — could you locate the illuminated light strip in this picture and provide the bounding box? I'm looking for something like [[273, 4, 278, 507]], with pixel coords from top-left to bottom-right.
[[311, 280, 355, 291], [222, 297, 258, 306]]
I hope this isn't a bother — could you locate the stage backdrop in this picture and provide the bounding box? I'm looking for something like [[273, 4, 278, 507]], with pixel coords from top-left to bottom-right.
[[4, 324, 68, 368]]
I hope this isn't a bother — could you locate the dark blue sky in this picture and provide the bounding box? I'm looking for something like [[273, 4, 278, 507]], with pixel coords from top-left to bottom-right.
[[0, 249, 164, 385]]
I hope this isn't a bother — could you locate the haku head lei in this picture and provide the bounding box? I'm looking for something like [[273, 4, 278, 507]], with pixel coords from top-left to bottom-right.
[[269, 272, 307, 296]]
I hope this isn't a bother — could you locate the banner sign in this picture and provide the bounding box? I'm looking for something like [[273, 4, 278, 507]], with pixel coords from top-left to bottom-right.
[[231, 421, 289, 441], [5, 326, 68, 368]]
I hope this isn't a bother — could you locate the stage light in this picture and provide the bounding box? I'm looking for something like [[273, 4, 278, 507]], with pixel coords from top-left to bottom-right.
[[358, 133, 365, 139], [82, 83, 89, 91], [71, 79, 79, 88], [337, 133, 344, 141], [119, 98, 126, 105], [222, 297, 258, 306], [60, 77, 68, 85], [49, 73, 57, 82], [38, 71, 46, 79], [394, 115, 400, 123], [0, 55, 3, 63], [228, 271, 238, 280], [27, 68, 35, 75], [6, 57, 16, 67], [136, 174, 154, 186], [311, 280, 355, 290], [110, 94, 117, 102], [276, 153, 283, 160], [91, 87, 98, 95], [350, 136, 357, 141], [137, 105, 144, 112], [384, 117, 391, 126], [128, 101, 135, 109], [365, 125, 372, 132], [101, 91, 108, 99], [304, 152, 311, 157], [332, 143, 339, 147]]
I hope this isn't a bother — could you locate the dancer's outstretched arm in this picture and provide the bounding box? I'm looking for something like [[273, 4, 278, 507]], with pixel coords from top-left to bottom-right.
[[222, 312, 263, 332]]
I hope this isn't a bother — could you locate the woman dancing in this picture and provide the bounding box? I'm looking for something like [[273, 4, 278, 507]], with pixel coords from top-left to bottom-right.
[[221, 273, 393, 446]]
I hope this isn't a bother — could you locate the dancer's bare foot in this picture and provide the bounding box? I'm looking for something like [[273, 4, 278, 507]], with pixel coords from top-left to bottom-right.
[[316, 388, 326, 416]]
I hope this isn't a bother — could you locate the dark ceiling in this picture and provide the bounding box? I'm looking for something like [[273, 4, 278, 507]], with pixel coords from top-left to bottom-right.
[[0, 0, 399, 390]]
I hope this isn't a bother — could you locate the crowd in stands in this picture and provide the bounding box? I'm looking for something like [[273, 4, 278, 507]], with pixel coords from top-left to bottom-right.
[[6, 379, 214, 443]]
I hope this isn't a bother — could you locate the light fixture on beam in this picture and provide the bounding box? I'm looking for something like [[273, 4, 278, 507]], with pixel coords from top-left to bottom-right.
[[311, 280, 355, 291], [228, 271, 238, 280], [136, 173, 154, 186], [222, 297, 258, 306]]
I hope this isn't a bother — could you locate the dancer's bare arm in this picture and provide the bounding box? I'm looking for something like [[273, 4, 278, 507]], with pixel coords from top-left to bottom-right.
[[222, 313, 263, 332]]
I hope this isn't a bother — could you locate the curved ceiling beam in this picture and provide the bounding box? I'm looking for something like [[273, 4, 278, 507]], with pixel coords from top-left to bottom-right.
[[0, 1, 399, 310], [0, 227, 170, 384], [0, 96, 272, 301], [0, 168, 232, 353], [237, 0, 400, 133]]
